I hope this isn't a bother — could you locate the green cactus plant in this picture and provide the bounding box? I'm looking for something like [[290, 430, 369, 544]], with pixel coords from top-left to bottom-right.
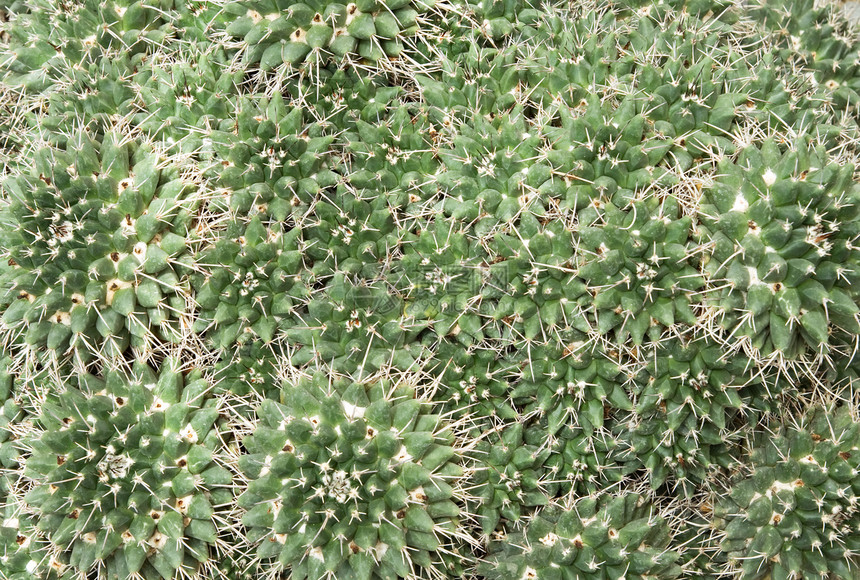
[[0, 0, 858, 579], [237, 369, 474, 580], [609, 337, 780, 494], [0, 0, 216, 94], [699, 136, 860, 360], [470, 420, 553, 535], [480, 493, 682, 580], [19, 360, 232, 580], [0, 490, 47, 580], [716, 403, 860, 580], [0, 134, 202, 367], [220, 0, 439, 70]]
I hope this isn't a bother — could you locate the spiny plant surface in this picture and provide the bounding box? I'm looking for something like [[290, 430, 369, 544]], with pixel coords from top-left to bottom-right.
[[715, 403, 860, 580], [235, 369, 476, 580], [0, 0, 859, 579], [20, 361, 233, 580]]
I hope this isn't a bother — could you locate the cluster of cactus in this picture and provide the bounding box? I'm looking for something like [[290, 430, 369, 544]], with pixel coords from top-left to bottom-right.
[[1, 0, 860, 578]]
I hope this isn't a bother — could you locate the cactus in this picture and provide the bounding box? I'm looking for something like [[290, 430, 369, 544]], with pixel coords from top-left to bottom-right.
[[0, 0, 860, 578], [480, 493, 681, 580], [236, 368, 474, 580], [715, 403, 860, 580], [19, 361, 232, 580], [610, 338, 777, 494], [219, 0, 439, 71], [0, 134, 202, 368], [699, 137, 860, 361], [0, 491, 47, 580]]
